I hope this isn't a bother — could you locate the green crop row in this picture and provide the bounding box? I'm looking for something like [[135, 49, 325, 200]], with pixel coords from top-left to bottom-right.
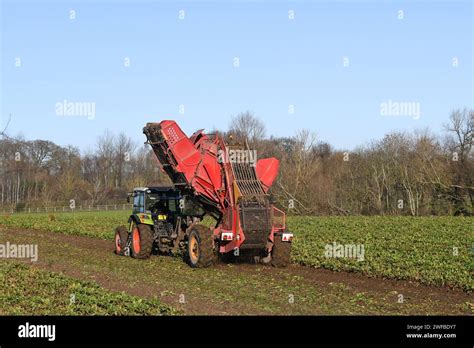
[[288, 216, 473, 291], [0, 261, 177, 315], [1, 211, 124, 239]]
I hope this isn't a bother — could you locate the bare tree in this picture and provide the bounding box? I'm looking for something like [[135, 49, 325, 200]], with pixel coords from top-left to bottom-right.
[[228, 111, 266, 147], [0, 114, 11, 138], [444, 108, 473, 163], [444, 108, 474, 212], [96, 130, 116, 189], [278, 130, 319, 214], [114, 132, 136, 188]]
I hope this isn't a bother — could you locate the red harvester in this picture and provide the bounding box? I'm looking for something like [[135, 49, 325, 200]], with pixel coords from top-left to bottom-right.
[[114, 120, 292, 267]]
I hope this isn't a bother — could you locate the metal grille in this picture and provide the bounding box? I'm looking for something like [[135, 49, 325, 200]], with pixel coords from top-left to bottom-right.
[[231, 162, 265, 196], [239, 203, 271, 248]]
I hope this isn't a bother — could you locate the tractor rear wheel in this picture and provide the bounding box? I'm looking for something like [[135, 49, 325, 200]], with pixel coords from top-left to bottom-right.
[[131, 223, 154, 259], [271, 235, 291, 267], [114, 225, 129, 255], [186, 224, 217, 268]]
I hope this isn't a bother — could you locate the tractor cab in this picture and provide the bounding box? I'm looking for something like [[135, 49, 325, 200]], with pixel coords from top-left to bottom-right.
[[128, 186, 181, 218]]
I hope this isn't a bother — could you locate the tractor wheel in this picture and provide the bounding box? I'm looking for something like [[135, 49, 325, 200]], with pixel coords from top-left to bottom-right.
[[131, 223, 154, 259], [186, 224, 217, 268], [114, 225, 129, 255], [271, 235, 291, 267]]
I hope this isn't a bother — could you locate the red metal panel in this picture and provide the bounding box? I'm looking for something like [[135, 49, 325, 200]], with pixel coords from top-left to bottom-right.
[[255, 158, 280, 192], [157, 121, 223, 205]]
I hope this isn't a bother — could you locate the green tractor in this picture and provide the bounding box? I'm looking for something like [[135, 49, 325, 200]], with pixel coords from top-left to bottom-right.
[[114, 186, 209, 263]]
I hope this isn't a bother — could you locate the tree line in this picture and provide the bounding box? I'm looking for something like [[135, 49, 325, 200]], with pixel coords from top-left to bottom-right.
[[1, 109, 472, 215]]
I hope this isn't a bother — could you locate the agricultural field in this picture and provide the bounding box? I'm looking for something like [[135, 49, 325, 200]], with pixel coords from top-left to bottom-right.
[[0, 261, 176, 315], [0, 211, 125, 240], [1, 212, 472, 291], [288, 216, 473, 291], [0, 211, 472, 315]]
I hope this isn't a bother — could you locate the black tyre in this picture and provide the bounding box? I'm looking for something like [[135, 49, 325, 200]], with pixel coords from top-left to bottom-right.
[[186, 224, 217, 268], [271, 235, 291, 267], [131, 223, 154, 259], [114, 225, 129, 255]]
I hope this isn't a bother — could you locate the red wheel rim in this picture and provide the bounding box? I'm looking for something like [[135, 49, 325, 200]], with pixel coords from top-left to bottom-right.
[[189, 235, 199, 264], [115, 233, 121, 252], [132, 228, 140, 253]]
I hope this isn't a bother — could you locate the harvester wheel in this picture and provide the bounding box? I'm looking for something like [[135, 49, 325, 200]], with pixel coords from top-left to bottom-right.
[[114, 225, 129, 255], [131, 223, 154, 259], [271, 235, 291, 267], [186, 224, 217, 268]]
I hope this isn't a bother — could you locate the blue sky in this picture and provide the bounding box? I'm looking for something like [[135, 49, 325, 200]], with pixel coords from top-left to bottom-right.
[[1, 0, 472, 151]]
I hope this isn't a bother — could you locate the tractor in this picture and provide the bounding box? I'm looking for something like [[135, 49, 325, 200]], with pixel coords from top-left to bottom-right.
[[115, 186, 183, 258], [114, 120, 293, 267]]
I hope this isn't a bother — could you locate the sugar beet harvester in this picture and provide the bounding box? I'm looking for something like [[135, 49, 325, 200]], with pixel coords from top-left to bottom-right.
[[114, 120, 293, 267]]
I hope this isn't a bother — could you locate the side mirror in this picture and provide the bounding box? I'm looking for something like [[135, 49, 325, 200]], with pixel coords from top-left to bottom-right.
[[126, 193, 132, 203]]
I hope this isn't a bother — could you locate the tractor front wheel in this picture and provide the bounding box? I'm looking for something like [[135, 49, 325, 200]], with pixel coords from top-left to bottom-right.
[[114, 225, 129, 255], [186, 225, 217, 268], [131, 223, 154, 259]]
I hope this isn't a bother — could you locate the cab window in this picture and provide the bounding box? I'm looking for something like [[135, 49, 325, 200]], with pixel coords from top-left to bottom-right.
[[133, 192, 145, 213]]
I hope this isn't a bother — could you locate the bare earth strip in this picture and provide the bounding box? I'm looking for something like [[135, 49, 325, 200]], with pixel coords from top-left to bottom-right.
[[0, 226, 471, 315]]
